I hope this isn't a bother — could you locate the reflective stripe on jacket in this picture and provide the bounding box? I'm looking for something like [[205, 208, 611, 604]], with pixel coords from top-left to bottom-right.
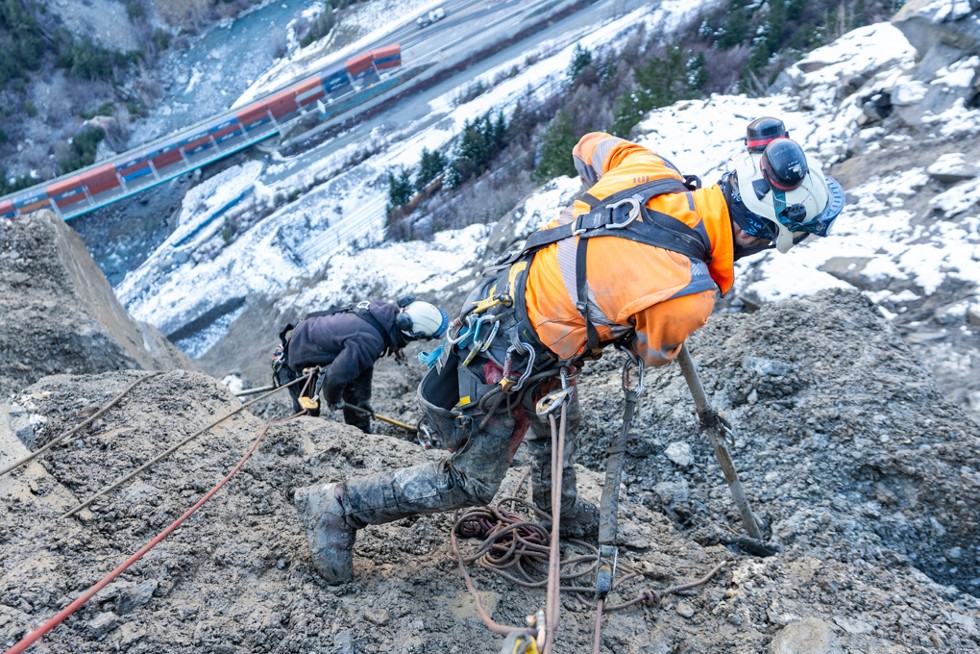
[[523, 132, 736, 366]]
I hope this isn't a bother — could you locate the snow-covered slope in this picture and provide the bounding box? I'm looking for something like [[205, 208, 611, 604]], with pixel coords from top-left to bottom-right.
[[116, 5, 980, 418]]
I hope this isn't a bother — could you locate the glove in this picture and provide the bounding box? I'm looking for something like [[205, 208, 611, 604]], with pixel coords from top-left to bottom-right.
[[327, 398, 345, 411], [360, 402, 376, 418]]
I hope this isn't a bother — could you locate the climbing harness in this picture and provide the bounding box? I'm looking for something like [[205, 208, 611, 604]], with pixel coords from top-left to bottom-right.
[[496, 176, 713, 355]]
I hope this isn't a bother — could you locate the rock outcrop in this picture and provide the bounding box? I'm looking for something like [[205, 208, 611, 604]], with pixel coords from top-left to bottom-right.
[[0, 211, 192, 401]]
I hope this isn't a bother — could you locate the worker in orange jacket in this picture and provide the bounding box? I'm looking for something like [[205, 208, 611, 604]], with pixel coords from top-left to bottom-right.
[[294, 119, 845, 583]]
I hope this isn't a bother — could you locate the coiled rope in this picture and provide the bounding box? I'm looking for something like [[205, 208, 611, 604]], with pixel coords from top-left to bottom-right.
[[451, 398, 726, 654]]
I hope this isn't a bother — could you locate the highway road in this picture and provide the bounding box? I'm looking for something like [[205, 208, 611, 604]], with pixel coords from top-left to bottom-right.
[[269, 0, 648, 182]]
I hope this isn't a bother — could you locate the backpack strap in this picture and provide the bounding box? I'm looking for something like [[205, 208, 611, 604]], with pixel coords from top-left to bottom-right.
[[516, 178, 710, 262], [512, 176, 714, 355], [352, 303, 397, 357]]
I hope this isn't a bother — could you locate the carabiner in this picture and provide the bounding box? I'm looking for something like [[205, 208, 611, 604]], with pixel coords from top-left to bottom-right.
[[621, 348, 645, 400], [535, 386, 575, 420]]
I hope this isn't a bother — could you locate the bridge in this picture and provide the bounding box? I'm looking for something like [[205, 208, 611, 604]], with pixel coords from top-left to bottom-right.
[[0, 45, 405, 222]]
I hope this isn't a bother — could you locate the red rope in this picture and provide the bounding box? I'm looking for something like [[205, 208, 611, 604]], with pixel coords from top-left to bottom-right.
[[4, 417, 289, 654]]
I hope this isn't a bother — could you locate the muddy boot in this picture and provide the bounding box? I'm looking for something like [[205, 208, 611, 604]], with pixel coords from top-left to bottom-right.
[[528, 456, 601, 539], [546, 497, 600, 539], [525, 403, 598, 538], [294, 482, 356, 584]]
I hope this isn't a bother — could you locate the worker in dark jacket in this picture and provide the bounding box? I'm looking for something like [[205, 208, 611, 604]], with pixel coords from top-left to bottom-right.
[[274, 298, 448, 432]]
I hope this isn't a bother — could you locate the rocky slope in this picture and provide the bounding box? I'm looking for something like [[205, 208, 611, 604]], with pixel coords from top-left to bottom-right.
[[0, 212, 192, 403], [2, 3, 980, 653], [1, 202, 979, 654]]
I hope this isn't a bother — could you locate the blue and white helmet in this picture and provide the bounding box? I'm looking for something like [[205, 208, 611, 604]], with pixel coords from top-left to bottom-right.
[[734, 138, 845, 253], [397, 301, 448, 340]]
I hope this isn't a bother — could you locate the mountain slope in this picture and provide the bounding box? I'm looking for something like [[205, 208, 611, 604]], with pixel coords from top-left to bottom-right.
[[1, 289, 978, 653], [74, 4, 979, 422]]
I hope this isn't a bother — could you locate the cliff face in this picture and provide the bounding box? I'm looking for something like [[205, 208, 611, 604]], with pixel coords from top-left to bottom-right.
[[0, 211, 192, 401]]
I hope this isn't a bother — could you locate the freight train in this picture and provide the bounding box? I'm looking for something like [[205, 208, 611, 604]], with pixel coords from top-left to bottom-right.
[[0, 44, 402, 221]]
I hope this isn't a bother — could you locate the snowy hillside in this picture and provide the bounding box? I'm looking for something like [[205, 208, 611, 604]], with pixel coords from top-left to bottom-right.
[[113, 4, 980, 419]]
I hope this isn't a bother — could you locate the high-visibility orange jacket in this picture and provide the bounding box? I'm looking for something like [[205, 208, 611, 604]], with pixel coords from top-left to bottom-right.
[[523, 132, 736, 366]]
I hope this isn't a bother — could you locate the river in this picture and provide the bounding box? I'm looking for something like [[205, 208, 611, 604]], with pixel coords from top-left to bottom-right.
[[131, 0, 320, 147]]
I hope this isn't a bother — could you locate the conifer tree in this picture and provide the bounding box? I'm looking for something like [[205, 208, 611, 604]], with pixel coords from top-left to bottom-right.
[[534, 109, 576, 182]]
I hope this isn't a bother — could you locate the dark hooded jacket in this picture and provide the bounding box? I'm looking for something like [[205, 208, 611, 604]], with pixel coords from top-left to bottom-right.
[[285, 301, 400, 404]]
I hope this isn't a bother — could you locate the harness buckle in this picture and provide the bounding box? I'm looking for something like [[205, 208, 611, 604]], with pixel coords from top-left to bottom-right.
[[606, 197, 642, 230]]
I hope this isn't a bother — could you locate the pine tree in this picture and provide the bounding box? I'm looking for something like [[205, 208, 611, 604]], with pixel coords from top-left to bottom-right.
[[415, 148, 447, 191], [386, 167, 414, 208], [567, 44, 593, 84], [534, 109, 576, 183]]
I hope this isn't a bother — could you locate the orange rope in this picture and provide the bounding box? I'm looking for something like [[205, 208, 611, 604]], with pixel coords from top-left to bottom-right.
[[4, 414, 297, 654]]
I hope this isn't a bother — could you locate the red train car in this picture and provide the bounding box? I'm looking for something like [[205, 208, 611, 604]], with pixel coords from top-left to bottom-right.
[[237, 101, 273, 131], [117, 156, 154, 184], [372, 44, 401, 70], [345, 51, 374, 78], [292, 76, 325, 109], [267, 87, 302, 120], [47, 175, 88, 209], [211, 117, 244, 144], [180, 132, 212, 157], [142, 144, 183, 171], [0, 198, 16, 219], [238, 87, 301, 128], [85, 163, 123, 196]]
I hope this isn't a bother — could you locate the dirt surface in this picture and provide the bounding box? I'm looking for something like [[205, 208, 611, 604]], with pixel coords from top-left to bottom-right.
[[2, 287, 979, 653], [0, 212, 192, 402]]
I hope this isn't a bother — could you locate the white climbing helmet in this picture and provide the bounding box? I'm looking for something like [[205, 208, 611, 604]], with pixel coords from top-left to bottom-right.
[[397, 301, 448, 340], [734, 137, 845, 253]]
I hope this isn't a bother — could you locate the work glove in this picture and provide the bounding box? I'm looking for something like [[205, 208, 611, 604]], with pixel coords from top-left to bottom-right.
[[359, 402, 376, 418], [327, 398, 345, 411]]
